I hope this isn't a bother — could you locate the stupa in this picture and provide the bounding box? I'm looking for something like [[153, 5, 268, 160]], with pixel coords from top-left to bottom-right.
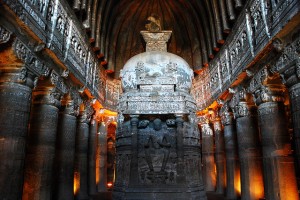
[[113, 15, 207, 200]]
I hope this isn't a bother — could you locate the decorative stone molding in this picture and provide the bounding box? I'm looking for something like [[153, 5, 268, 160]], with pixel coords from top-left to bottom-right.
[[13, 39, 50, 77], [0, 25, 11, 44]]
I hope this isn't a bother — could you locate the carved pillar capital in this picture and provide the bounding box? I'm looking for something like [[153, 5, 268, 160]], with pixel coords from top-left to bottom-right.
[[253, 84, 285, 106], [33, 86, 62, 107], [197, 115, 209, 125], [79, 101, 95, 124], [234, 102, 257, 118], [201, 123, 214, 136], [220, 103, 234, 126], [0, 66, 37, 88], [62, 95, 79, 116]]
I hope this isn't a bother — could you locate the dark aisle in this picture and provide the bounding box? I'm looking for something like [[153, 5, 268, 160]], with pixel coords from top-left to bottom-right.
[[91, 192, 226, 200]]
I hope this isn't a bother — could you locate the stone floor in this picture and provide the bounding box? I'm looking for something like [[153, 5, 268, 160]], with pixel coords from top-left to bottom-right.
[[91, 192, 226, 200]]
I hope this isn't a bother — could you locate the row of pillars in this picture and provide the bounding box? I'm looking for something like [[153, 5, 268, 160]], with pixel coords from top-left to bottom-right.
[[200, 83, 300, 200], [0, 66, 112, 200]]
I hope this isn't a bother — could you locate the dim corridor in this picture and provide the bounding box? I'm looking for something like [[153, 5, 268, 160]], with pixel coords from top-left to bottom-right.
[[90, 192, 226, 200]]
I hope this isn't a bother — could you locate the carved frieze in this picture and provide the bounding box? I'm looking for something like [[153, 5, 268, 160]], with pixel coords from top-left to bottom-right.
[[0, 25, 11, 44], [13, 39, 50, 77]]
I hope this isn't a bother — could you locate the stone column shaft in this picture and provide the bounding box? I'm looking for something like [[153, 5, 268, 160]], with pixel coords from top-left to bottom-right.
[[222, 109, 240, 199], [53, 105, 77, 200], [213, 119, 226, 194], [235, 102, 264, 200], [201, 123, 216, 191], [97, 121, 108, 192], [0, 66, 34, 200], [75, 115, 90, 200], [88, 118, 98, 195], [289, 83, 300, 186], [22, 87, 61, 200]]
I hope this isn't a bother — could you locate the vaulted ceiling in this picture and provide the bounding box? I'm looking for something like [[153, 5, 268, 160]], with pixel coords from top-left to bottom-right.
[[68, 0, 245, 77]]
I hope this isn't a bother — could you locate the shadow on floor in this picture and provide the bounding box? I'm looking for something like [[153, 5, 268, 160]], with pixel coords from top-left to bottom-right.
[[91, 191, 226, 200]]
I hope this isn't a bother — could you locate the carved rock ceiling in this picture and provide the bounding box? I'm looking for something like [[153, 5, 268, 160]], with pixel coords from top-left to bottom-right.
[[70, 0, 244, 77]]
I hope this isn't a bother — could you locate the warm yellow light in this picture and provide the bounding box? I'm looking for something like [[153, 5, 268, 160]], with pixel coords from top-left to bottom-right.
[[234, 169, 241, 195], [107, 182, 113, 188], [74, 172, 80, 195]]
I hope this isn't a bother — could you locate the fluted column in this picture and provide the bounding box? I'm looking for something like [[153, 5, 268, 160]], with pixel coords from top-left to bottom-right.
[[199, 116, 216, 191], [53, 97, 79, 200], [75, 108, 92, 200], [0, 65, 35, 200], [232, 89, 264, 200], [254, 85, 298, 200], [22, 85, 62, 200], [88, 115, 98, 195], [221, 104, 240, 199], [211, 110, 226, 194]]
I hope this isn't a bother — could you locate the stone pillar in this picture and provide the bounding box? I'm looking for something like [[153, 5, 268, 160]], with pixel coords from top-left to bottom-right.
[[279, 58, 300, 187], [254, 85, 299, 200], [97, 121, 108, 192], [221, 104, 240, 199], [211, 110, 226, 194], [0, 66, 34, 200], [88, 116, 98, 195], [234, 100, 264, 200], [199, 117, 216, 192], [22, 86, 62, 200], [53, 98, 78, 200], [129, 115, 139, 184], [75, 110, 91, 200], [289, 82, 300, 187]]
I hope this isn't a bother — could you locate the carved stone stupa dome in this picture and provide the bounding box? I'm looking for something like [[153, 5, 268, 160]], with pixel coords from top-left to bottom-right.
[[118, 23, 197, 115], [120, 51, 194, 93]]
